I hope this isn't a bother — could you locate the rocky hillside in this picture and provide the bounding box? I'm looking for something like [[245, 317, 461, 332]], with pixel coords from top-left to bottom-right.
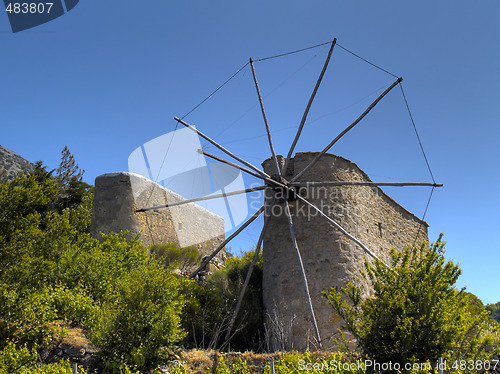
[[0, 145, 35, 181]]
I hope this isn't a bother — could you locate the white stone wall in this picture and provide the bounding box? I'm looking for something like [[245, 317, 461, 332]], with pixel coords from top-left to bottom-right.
[[90, 172, 225, 257]]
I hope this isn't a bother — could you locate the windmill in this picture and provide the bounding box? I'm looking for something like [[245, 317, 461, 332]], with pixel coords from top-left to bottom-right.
[[136, 38, 442, 350]]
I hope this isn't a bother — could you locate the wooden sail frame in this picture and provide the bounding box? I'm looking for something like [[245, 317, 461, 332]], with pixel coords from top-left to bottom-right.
[[137, 38, 442, 350]]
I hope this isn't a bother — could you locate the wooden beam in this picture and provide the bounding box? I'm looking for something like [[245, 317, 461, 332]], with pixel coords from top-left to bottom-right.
[[136, 186, 265, 212], [174, 117, 270, 179], [290, 181, 443, 187], [283, 199, 322, 347], [201, 150, 287, 189], [283, 38, 337, 174], [249, 58, 282, 177], [290, 77, 403, 182]]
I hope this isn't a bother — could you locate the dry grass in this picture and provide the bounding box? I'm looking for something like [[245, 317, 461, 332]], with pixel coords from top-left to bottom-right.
[[58, 326, 95, 351], [179, 349, 336, 374]]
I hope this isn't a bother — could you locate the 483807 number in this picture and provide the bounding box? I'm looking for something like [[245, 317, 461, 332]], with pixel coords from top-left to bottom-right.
[[5, 3, 54, 14]]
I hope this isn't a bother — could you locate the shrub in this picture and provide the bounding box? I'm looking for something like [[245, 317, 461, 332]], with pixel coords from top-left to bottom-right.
[[0, 171, 187, 372], [150, 242, 201, 271], [324, 234, 499, 372], [181, 250, 264, 351], [180, 278, 227, 350], [0, 341, 37, 373], [89, 260, 186, 373], [263, 351, 365, 374]]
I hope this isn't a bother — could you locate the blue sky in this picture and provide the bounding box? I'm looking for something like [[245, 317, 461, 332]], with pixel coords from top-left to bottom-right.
[[1, 1, 499, 304]]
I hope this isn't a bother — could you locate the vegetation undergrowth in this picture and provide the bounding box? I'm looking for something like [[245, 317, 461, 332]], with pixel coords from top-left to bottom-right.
[[181, 250, 265, 352], [324, 235, 500, 373], [0, 148, 186, 373], [1, 147, 498, 373]]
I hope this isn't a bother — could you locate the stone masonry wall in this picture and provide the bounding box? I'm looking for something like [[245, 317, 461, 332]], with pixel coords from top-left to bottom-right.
[[262, 153, 428, 351], [90, 172, 225, 258]]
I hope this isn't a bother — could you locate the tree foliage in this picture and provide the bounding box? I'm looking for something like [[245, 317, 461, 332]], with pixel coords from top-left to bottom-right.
[[150, 242, 202, 271], [324, 235, 499, 372], [181, 250, 265, 352], [486, 302, 500, 324], [0, 165, 185, 372], [51, 146, 93, 218], [56, 145, 84, 187]]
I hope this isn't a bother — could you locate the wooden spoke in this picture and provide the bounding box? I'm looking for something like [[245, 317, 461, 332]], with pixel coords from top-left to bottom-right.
[[283, 199, 322, 347], [290, 77, 403, 182], [249, 58, 282, 177], [223, 199, 274, 344], [201, 150, 287, 189], [290, 181, 443, 188], [136, 186, 266, 212], [296, 195, 390, 268], [190, 205, 265, 279], [283, 38, 337, 174], [174, 117, 270, 179]]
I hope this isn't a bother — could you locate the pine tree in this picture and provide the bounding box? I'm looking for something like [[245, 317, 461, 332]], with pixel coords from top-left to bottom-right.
[[54, 146, 91, 212], [56, 145, 84, 187], [31, 160, 54, 183]]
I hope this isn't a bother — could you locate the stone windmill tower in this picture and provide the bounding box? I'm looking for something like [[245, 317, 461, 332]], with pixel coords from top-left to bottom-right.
[[260, 153, 430, 350], [92, 38, 441, 351]]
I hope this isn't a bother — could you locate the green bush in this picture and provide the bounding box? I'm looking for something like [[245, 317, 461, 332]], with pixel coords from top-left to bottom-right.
[[0, 341, 37, 373], [57, 232, 149, 302], [324, 235, 499, 372], [0, 171, 187, 373], [486, 301, 500, 324], [89, 260, 186, 373], [167, 352, 367, 374], [66, 188, 94, 234], [214, 357, 251, 374], [150, 242, 201, 271], [0, 285, 61, 347], [22, 360, 88, 374], [180, 277, 227, 350], [0, 342, 88, 373], [181, 250, 264, 351], [263, 351, 364, 374]]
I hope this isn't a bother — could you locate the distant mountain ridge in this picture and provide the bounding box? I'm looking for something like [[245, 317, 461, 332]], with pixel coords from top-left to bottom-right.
[[0, 145, 35, 181]]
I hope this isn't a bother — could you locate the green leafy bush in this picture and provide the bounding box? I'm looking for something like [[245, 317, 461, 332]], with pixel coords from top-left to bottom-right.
[[90, 261, 186, 372], [181, 250, 264, 351], [486, 301, 500, 324], [22, 360, 88, 374], [180, 277, 227, 350], [324, 235, 499, 372], [150, 242, 201, 271], [167, 352, 367, 374], [263, 351, 365, 374], [0, 342, 88, 373], [0, 170, 187, 373], [0, 341, 38, 373], [214, 356, 251, 374]]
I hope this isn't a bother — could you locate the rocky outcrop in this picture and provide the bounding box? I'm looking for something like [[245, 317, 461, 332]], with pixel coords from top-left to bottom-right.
[[41, 325, 100, 372], [0, 145, 34, 181]]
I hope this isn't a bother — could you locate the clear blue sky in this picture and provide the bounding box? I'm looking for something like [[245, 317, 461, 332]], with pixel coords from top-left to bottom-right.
[[1, 1, 499, 304]]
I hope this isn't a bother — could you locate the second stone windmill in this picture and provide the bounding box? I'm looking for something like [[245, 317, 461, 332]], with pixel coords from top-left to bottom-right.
[[137, 38, 442, 351]]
